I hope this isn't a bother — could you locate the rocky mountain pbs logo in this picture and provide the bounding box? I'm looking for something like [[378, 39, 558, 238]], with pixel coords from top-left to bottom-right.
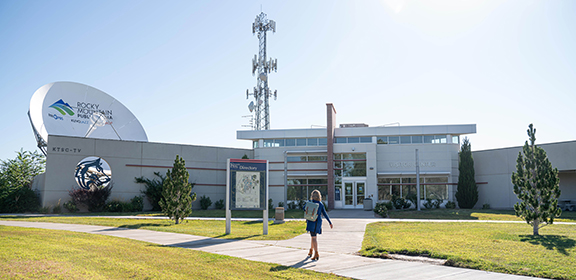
[[48, 99, 113, 125]]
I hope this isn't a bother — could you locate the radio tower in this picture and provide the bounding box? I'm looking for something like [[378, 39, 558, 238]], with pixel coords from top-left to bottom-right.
[[246, 12, 277, 130]]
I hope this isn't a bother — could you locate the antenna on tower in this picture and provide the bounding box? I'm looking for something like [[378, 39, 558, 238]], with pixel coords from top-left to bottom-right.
[[245, 11, 277, 130]]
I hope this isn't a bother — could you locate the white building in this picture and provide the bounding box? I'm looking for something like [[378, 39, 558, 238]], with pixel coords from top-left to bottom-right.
[[35, 103, 576, 211]]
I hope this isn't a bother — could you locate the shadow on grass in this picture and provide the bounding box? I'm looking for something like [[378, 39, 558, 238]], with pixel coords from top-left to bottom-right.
[[116, 223, 171, 229], [213, 233, 261, 240], [520, 235, 576, 256], [270, 265, 291, 272]]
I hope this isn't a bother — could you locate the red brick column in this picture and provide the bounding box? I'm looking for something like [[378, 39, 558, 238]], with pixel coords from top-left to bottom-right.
[[326, 103, 336, 210]]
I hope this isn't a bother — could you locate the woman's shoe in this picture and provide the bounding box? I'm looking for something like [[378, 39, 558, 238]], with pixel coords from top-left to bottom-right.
[[312, 252, 319, 261], [307, 248, 313, 257]]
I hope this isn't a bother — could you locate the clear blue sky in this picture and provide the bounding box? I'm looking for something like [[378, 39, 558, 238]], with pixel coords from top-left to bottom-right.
[[1, 0, 575, 161]]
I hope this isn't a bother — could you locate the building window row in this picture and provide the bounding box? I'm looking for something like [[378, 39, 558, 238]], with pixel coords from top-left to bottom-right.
[[256, 138, 328, 148], [377, 135, 458, 145], [255, 135, 460, 148], [287, 155, 328, 162], [377, 177, 448, 201], [334, 137, 372, 144]]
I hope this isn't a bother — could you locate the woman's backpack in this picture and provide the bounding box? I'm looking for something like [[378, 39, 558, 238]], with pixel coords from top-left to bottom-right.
[[304, 201, 319, 221]]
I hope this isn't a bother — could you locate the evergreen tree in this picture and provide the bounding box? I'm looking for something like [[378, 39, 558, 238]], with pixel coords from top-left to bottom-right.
[[512, 124, 561, 236], [455, 137, 478, 209], [159, 155, 195, 224]]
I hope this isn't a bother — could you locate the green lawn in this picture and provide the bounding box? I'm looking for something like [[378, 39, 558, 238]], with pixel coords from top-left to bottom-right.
[[387, 208, 576, 222], [30, 209, 305, 219], [361, 222, 576, 280], [0, 216, 305, 240], [0, 226, 346, 280]]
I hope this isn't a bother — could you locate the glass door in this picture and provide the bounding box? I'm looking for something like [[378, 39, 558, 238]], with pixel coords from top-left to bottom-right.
[[343, 180, 366, 208], [356, 182, 365, 206], [344, 182, 354, 207]]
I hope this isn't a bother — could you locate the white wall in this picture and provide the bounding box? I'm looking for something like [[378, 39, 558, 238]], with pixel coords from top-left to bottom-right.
[[42, 135, 253, 210], [473, 140, 576, 209]]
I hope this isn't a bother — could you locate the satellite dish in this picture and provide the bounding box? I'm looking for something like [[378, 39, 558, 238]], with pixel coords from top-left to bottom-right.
[[248, 101, 255, 112], [259, 72, 267, 81], [29, 82, 148, 154]]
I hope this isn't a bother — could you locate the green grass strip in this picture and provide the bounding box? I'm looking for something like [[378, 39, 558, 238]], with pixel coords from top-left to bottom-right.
[[0, 216, 305, 240], [387, 208, 576, 222], [0, 226, 346, 279], [361, 222, 576, 279]]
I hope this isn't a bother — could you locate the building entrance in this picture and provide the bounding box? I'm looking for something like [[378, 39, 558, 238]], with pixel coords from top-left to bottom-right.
[[343, 180, 365, 209]]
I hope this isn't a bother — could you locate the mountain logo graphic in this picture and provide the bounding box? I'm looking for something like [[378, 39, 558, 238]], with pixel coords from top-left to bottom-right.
[[49, 99, 75, 116]]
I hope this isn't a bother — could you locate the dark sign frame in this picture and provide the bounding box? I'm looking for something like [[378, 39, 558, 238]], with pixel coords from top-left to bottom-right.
[[228, 159, 268, 211]]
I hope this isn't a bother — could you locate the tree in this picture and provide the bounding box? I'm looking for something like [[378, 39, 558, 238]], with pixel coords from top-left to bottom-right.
[[0, 149, 45, 213], [159, 155, 196, 224], [512, 124, 561, 236], [455, 137, 478, 209], [0, 149, 45, 188]]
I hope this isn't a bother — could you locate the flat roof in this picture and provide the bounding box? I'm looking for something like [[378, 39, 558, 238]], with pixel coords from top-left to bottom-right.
[[237, 124, 476, 140]]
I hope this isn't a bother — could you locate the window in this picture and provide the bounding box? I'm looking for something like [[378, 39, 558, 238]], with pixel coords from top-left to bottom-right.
[[264, 139, 274, 147], [452, 136, 459, 145], [335, 137, 346, 144], [360, 137, 372, 143], [318, 138, 327, 146], [296, 138, 307, 146], [308, 155, 327, 161], [424, 135, 435, 143], [438, 135, 447, 144], [377, 176, 448, 201], [287, 178, 328, 201], [348, 137, 360, 143], [308, 138, 318, 146], [253, 141, 259, 148], [400, 136, 411, 144], [389, 136, 399, 144], [287, 156, 305, 162], [285, 139, 295, 146], [412, 136, 423, 143], [377, 137, 388, 144], [274, 139, 285, 147], [335, 153, 366, 177]]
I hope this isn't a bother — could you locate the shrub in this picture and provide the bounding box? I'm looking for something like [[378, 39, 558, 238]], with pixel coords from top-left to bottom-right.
[[105, 200, 125, 212], [424, 198, 441, 209], [38, 206, 51, 214], [200, 195, 212, 210], [135, 172, 165, 211], [105, 196, 144, 212], [63, 200, 78, 213], [52, 199, 62, 214], [482, 203, 491, 210], [69, 184, 113, 212], [0, 186, 40, 213], [287, 201, 296, 210], [268, 198, 274, 210], [405, 193, 417, 207], [215, 199, 224, 209], [130, 195, 143, 212], [391, 195, 411, 210], [278, 201, 284, 208], [374, 202, 389, 217], [445, 201, 456, 209]]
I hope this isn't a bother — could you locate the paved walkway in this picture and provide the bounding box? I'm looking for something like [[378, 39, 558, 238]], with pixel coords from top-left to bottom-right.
[[0, 210, 547, 280]]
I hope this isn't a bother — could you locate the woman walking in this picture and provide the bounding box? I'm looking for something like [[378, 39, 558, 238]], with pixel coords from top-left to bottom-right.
[[306, 189, 333, 261]]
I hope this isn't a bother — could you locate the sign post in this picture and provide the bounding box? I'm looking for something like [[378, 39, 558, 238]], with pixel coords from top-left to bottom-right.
[[226, 159, 269, 235]]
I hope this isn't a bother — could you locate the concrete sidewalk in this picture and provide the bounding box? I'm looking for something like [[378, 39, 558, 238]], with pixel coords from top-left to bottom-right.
[[0, 211, 547, 280]]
